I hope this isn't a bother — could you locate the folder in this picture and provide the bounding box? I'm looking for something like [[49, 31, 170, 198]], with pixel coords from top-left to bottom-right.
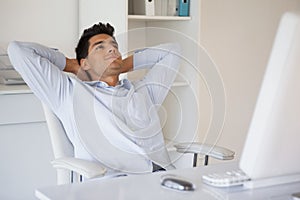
[[154, 0, 161, 16], [167, 0, 178, 16], [128, 0, 134, 15], [132, 0, 155, 16], [155, 0, 168, 16], [178, 0, 190, 16]]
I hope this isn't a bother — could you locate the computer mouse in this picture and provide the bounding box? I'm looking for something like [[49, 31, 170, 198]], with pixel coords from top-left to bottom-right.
[[160, 175, 195, 191]]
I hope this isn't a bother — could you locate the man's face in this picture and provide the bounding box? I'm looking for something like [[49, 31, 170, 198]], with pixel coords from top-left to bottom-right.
[[81, 34, 122, 79]]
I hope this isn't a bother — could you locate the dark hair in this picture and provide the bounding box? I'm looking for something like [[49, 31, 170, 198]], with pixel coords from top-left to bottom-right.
[[75, 22, 115, 64]]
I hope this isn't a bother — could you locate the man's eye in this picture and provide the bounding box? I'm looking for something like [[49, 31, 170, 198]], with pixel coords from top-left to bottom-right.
[[96, 45, 104, 50]]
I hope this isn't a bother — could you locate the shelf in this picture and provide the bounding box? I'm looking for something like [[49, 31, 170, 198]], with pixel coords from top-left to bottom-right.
[[172, 81, 190, 87], [128, 15, 191, 22]]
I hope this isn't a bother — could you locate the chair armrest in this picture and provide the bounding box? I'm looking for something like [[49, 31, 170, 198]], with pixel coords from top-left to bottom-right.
[[174, 143, 235, 160], [51, 157, 107, 179]]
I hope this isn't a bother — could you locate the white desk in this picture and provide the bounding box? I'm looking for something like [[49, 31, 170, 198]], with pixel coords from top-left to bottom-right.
[[35, 162, 300, 200]]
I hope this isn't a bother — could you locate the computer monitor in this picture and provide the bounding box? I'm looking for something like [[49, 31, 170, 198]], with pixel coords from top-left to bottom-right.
[[239, 12, 300, 188]]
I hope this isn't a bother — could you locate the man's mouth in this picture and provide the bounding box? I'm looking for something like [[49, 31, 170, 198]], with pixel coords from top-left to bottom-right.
[[105, 54, 120, 60]]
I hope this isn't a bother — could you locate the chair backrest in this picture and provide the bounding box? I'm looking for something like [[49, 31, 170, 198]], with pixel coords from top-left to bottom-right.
[[42, 103, 74, 184], [42, 103, 74, 158]]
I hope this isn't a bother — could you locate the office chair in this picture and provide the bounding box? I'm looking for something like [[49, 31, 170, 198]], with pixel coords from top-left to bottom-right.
[[42, 103, 234, 185], [42, 103, 106, 185]]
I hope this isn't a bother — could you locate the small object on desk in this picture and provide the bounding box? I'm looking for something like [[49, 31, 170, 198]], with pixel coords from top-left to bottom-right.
[[0, 77, 26, 85], [292, 192, 300, 200], [160, 174, 195, 191], [202, 169, 251, 187]]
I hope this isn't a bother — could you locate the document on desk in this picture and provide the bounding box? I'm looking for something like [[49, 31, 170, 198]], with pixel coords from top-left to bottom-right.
[[0, 77, 25, 85], [0, 54, 26, 85]]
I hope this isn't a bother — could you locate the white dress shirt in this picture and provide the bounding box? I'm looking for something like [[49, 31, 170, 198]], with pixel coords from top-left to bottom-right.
[[8, 41, 180, 175]]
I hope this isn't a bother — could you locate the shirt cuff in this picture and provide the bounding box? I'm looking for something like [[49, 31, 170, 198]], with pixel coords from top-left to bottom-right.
[[51, 50, 66, 71]]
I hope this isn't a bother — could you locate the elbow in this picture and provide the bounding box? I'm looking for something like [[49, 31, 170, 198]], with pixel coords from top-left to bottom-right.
[[7, 41, 28, 69], [166, 43, 181, 63], [171, 43, 181, 55], [7, 41, 22, 60], [7, 41, 23, 58], [7, 41, 25, 57], [160, 43, 181, 55]]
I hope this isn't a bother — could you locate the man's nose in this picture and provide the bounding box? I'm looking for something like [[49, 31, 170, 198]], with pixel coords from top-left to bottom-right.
[[108, 46, 116, 53]]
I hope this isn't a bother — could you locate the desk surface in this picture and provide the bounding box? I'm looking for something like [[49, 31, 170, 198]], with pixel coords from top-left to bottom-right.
[[35, 162, 300, 200]]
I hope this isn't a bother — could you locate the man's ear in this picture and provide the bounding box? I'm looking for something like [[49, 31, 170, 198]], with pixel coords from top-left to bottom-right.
[[80, 58, 91, 70]]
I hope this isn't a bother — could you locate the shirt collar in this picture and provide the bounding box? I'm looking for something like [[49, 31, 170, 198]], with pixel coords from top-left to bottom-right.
[[84, 79, 132, 90]]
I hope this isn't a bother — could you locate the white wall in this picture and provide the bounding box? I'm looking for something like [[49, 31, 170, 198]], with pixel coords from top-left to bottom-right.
[[201, 0, 300, 159], [0, 0, 78, 57], [78, 0, 127, 37]]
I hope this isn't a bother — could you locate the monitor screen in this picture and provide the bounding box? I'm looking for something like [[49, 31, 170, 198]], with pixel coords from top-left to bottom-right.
[[239, 12, 300, 180]]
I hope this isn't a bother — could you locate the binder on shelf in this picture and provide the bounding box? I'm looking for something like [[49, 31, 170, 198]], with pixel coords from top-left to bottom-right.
[[128, 0, 134, 15], [155, 0, 168, 16], [167, 0, 178, 16], [132, 0, 155, 16], [178, 0, 190, 16]]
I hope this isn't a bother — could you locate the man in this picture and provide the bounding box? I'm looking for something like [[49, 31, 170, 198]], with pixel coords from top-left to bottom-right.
[[8, 22, 180, 176]]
